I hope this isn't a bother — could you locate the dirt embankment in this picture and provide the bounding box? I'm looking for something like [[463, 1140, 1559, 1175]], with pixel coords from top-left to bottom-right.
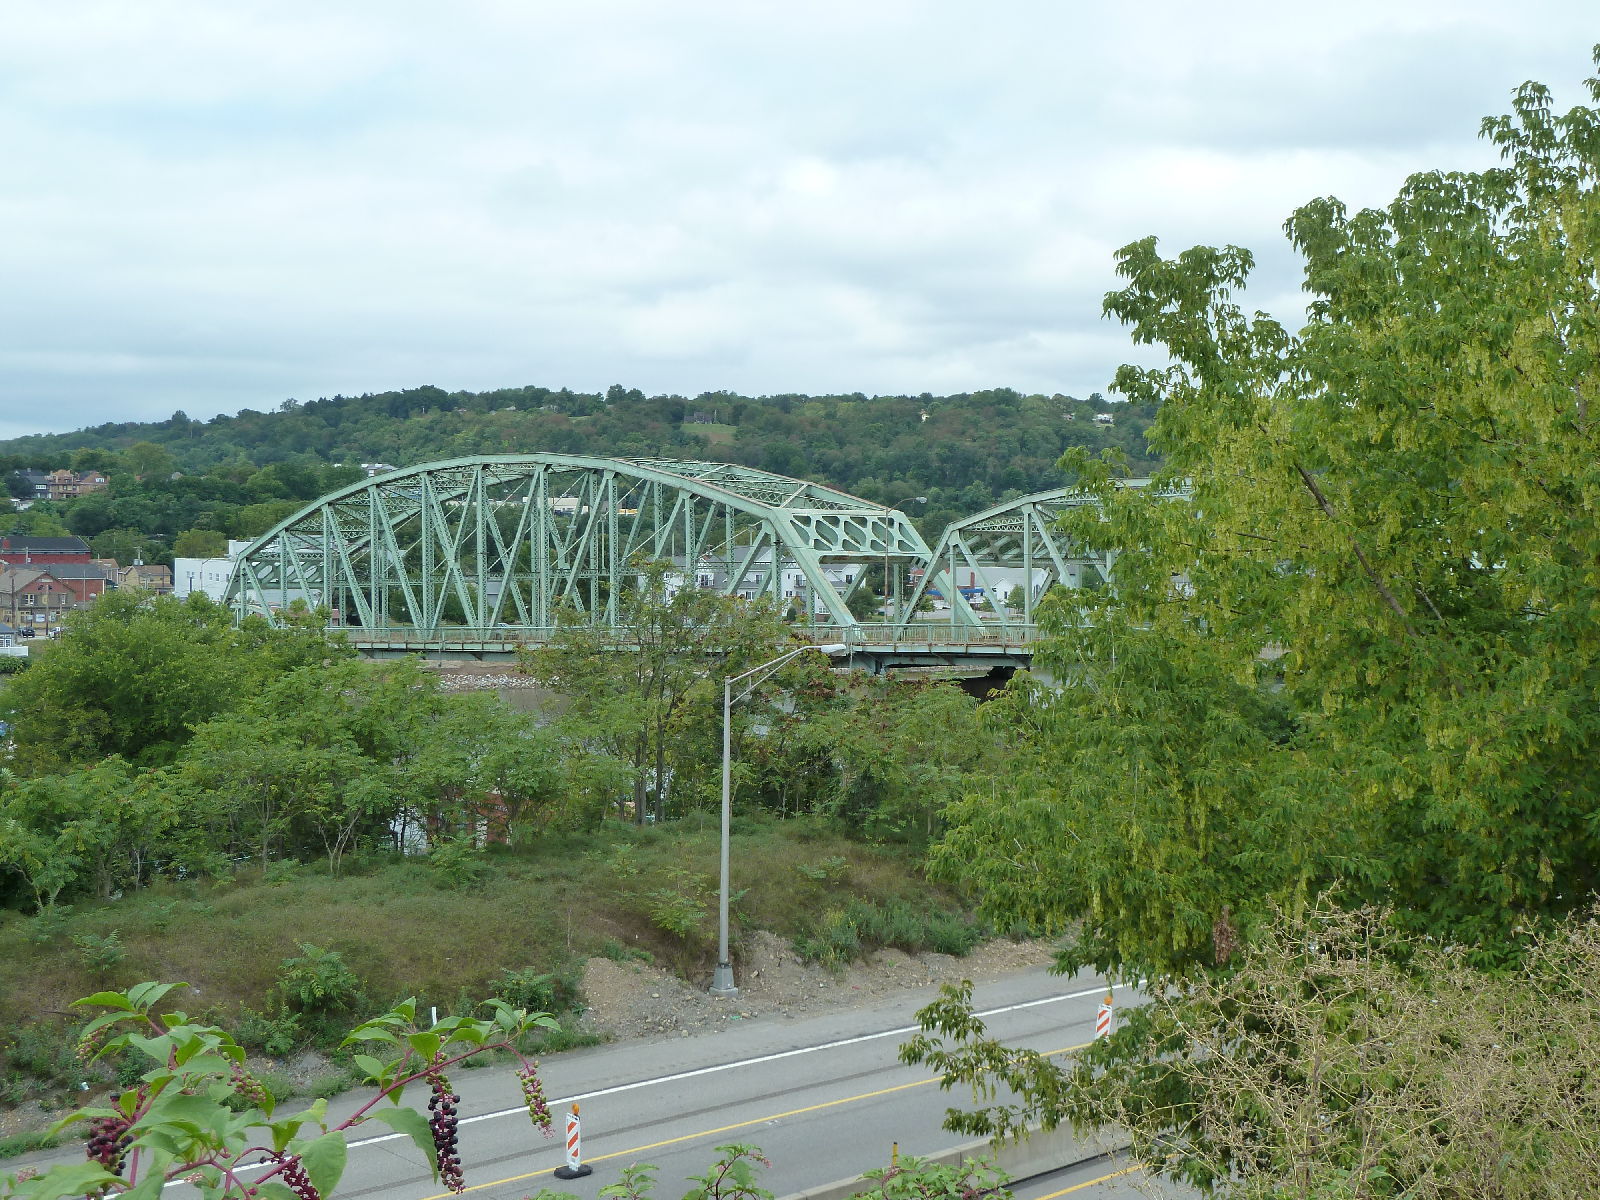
[[578, 932, 1056, 1040]]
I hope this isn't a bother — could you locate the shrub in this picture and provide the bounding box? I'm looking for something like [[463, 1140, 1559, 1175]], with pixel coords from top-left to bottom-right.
[[488, 965, 581, 1015], [71, 929, 125, 976], [276, 943, 361, 1015], [795, 855, 848, 883], [429, 837, 490, 891], [234, 1005, 304, 1056]]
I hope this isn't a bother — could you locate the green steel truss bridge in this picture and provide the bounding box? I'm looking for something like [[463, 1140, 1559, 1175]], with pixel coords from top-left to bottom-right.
[[225, 455, 1163, 671]]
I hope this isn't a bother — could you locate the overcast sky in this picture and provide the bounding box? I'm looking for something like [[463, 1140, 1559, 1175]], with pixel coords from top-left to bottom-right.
[[1, 2, 1594, 441]]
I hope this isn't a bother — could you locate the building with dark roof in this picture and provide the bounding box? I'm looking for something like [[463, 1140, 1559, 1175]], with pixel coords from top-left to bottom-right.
[[0, 535, 92, 565]]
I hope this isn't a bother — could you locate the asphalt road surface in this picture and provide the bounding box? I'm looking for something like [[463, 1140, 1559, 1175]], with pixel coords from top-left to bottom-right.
[[14, 967, 1166, 1199]]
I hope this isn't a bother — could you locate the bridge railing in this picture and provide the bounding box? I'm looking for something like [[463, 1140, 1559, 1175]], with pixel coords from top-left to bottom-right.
[[338, 621, 1044, 652]]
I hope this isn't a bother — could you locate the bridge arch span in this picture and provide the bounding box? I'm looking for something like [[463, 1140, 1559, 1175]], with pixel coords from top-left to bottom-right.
[[903, 479, 1180, 632], [225, 454, 931, 639]]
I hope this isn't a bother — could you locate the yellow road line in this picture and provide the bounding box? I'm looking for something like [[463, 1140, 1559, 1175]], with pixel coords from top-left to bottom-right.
[[1033, 1162, 1141, 1197], [418, 1041, 1092, 1200]]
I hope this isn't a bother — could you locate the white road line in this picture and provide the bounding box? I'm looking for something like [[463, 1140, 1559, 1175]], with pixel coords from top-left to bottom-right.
[[344, 984, 1109, 1150]]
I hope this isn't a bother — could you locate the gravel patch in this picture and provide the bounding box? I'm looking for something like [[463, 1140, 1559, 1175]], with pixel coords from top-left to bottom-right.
[[577, 932, 1057, 1040]]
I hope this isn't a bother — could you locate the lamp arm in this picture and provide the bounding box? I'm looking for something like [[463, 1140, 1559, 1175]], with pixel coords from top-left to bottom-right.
[[728, 645, 810, 706]]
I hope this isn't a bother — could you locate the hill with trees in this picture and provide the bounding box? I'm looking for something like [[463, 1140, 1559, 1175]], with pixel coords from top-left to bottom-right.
[[0, 386, 1155, 566]]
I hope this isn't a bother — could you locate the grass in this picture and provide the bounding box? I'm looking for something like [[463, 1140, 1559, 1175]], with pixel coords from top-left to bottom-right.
[[0, 814, 968, 1105], [684, 422, 736, 446]]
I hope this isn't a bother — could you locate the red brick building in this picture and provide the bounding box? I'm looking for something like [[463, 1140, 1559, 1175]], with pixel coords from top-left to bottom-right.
[[0, 535, 92, 566]]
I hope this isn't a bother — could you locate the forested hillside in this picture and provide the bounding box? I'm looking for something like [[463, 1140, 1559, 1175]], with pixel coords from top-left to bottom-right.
[[0, 385, 1155, 563]]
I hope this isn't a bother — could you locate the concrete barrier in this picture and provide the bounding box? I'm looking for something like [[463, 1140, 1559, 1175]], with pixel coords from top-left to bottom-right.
[[777, 1124, 1131, 1200]]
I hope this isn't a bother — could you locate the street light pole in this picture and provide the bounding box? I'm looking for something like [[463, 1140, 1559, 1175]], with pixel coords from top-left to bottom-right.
[[712, 641, 847, 997]]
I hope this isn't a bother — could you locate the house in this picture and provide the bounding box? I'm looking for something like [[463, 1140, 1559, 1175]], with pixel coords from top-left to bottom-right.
[[44, 469, 109, 502], [0, 621, 15, 648], [175, 541, 252, 601], [0, 565, 74, 633], [1092, 412, 1115, 426], [112, 562, 173, 593], [27, 562, 110, 606]]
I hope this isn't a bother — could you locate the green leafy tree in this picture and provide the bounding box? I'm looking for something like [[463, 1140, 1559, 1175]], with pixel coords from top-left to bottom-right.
[[518, 561, 793, 823], [122, 441, 177, 481], [174, 527, 228, 557], [0, 592, 350, 775], [0, 760, 192, 906], [935, 55, 1600, 978], [913, 55, 1600, 1199]]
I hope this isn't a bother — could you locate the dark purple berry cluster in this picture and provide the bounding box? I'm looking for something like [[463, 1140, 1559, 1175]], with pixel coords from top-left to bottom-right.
[[516, 1063, 554, 1136], [426, 1058, 464, 1193], [230, 1060, 270, 1108], [275, 1153, 321, 1200], [84, 1113, 133, 1175]]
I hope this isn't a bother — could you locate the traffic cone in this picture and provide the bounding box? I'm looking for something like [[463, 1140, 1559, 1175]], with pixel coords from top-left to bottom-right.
[[553, 1103, 593, 1179]]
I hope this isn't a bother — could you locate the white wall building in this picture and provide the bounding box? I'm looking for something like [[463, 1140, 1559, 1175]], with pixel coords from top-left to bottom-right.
[[173, 540, 253, 601]]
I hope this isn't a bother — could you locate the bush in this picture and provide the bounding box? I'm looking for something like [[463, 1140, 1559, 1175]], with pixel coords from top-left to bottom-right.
[[429, 838, 490, 891], [488, 965, 581, 1015], [793, 900, 985, 966], [71, 929, 125, 976], [26, 905, 73, 944], [276, 944, 361, 1015], [234, 1005, 304, 1056]]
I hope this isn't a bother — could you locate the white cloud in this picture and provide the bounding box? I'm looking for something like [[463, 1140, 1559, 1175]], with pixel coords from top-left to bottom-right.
[[0, 0, 1595, 440]]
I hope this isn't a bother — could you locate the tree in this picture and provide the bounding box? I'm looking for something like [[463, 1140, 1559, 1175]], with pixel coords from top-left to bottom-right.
[[518, 560, 793, 823], [913, 58, 1600, 1197], [122, 441, 177, 481], [174, 527, 228, 557], [905, 905, 1600, 1197], [0, 760, 192, 907], [0, 592, 351, 775], [935, 56, 1600, 976], [89, 527, 155, 566]]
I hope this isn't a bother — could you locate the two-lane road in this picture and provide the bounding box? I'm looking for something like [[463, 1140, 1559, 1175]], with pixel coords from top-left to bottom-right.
[[12, 968, 1183, 1198], [321, 968, 1131, 1200]]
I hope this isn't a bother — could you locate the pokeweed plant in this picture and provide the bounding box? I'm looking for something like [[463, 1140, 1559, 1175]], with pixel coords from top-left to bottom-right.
[[0, 981, 559, 1200]]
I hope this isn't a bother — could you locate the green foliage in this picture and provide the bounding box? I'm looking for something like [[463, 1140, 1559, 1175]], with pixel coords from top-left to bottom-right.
[[487, 967, 580, 1016], [0, 1130, 60, 1160], [745, 674, 1000, 836], [905, 907, 1600, 1198], [0, 658, 28, 676], [69, 930, 124, 977], [644, 870, 713, 942], [933, 57, 1600, 980], [0, 982, 562, 1199], [794, 855, 847, 883], [910, 57, 1600, 1199], [520, 559, 797, 826], [852, 1155, 1010, 1200], [428, 837, 490, 892], [793, 900, 983, 967], [173, 527, 227, 557], [276, 944, 362, 1015], [0, 591, 350, 774], [233, 1006, 304, 1057]]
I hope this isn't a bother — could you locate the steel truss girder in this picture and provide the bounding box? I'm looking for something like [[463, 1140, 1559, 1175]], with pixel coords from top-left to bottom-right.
[[226, 455, 932, 636], [905, 479, 1180, 630]]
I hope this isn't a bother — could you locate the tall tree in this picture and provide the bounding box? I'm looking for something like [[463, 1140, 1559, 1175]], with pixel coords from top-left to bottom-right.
[[518, 560, 793, 823], [937, 57, 1600, 975], [911, 56, 1600, 1197]]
